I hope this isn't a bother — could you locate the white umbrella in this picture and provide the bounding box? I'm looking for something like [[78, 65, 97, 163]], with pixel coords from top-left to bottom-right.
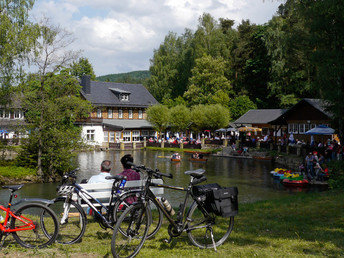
[[305, 125, 335, 135], [190, 132, 193, 139]]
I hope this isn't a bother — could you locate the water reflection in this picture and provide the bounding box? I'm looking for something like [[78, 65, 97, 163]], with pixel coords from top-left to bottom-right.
[[0, 150, 311, 207]]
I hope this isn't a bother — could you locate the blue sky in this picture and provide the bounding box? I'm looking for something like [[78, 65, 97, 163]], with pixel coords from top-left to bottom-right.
[[31, 0, 283, 76]]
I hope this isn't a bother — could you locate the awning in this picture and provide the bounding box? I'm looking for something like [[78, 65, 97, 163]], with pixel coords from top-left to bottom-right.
[[102, 119, 153, 130], [305, 125, 335, 135], [238, 126, 262, 132]]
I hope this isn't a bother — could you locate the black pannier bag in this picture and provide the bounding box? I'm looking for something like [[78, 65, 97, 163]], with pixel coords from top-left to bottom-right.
[[192, 184, 239, 217], [211, 187, 238, 217], [192, 183, 221, 214]]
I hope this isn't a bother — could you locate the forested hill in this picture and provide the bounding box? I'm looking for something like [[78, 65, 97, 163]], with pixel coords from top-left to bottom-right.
[[96, 70, 150, 84]]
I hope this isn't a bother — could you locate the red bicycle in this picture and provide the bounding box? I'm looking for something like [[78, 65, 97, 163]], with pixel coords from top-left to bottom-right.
[[0, 184, 59, 248]]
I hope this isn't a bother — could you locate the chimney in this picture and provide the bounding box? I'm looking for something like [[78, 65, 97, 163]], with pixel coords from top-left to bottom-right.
[[81, 75, 91, 94]]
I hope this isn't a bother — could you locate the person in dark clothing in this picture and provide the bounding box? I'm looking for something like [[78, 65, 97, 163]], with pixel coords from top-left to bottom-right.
[[119, 154, 140, 181], [118, 154, 140, 205]]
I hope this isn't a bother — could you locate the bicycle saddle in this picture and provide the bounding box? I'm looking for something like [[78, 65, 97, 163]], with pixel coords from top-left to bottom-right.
[[2, 184, 24, 192], [105, 175, 126, 181], [184, 169, 205, 179]]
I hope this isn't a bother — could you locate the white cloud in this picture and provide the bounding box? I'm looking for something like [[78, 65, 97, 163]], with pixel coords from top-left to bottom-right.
[[31, 0, 282, 76]]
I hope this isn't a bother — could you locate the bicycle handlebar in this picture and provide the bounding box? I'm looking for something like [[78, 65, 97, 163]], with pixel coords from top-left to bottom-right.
[[127, 162, 173, 179]]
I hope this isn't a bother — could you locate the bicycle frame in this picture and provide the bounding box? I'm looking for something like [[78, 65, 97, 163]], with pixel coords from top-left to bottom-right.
[[61, 181, 127, 228], [143, 179, 210, 233], [0, 205, 35, 233]]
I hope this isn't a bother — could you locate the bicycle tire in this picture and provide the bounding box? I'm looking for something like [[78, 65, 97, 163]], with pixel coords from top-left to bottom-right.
[[11, 202, 59, 248], [187, 201, 234, 249], [113, 191, 163, 239], [47, 197, 87, 244], [111, 203, 149, 258]]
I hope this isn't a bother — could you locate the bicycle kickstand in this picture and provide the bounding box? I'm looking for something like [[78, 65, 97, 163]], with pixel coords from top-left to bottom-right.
[[163, 236, 173, 244], [208, 227, 217, 252]]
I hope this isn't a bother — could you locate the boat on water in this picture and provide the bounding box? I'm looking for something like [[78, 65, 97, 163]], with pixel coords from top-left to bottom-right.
[[282, 178, 309, 187], [171, 153, 181, 162]]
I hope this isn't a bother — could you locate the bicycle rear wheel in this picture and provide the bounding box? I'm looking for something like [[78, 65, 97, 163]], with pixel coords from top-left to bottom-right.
[[187, 202, 234, 249], [11, 203, 59, 248], [47, 197, 87, 244], [113, 191, 163, 239], [111, 203, 149, 258]]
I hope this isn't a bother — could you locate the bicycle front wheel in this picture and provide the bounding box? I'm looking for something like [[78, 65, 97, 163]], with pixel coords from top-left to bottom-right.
[[187, 202, 234, 249], [111, 203, 149, 258], [11, 203, 59, 248], [47, 197, 87, 244], [113, 191, 163, 239]]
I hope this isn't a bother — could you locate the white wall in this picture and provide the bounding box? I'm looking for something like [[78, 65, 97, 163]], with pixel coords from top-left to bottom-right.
[[81, 125, 103, 146]]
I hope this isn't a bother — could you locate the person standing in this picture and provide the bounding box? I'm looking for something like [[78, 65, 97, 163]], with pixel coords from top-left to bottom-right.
[[305, 152, 315, 180]]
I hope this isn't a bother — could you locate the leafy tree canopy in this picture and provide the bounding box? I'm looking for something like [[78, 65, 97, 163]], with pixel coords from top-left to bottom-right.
[[70, 57, 96, 80]]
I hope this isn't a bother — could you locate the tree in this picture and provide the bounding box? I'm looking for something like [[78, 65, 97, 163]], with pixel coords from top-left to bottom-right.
[[229, 95, 257, 120], [70, 57, 96, 80], [264, 2, 316, 107], [184, 55, 232, 106], [20, 19, 83, 178], [0, 0, 37, 104], [190, 104, 230, 132], [146, 104, 170, 138], [169, 105, 191, 132], [17, 70, 92, 179], [295, 0, 344, 143]]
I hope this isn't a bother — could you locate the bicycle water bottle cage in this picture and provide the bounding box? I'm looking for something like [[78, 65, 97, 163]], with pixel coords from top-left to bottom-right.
[[184, 169, 205, 179]]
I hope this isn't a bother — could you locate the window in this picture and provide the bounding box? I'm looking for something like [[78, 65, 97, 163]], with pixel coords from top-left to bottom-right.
[[86, 130, 95, 141], [304, 123, 310, 133], [132, 130, 140, 141], [311, 124, 316, 129], [97, 109, 102, 118], [115, 132, 121, 142], [129, 110, 133, 119], [3, 110, 10, 119], [288, 124, 298, 134], [138, 110, 143, 119], [119, 109, 123, 119], [14, 110, 21, 119], [120, 94, 129, 101], [123, 131, 131, 142], [299, 124, 305, 134], [104, 131, 109, 142], [142, 130, 149, 137], [109, 132, 115, 142], [108, 109, 113, 119]]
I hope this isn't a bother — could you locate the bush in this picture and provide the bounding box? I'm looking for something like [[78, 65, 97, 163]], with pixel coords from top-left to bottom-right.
[[327, 161, 344, 189], [0, 166, 36, 179]]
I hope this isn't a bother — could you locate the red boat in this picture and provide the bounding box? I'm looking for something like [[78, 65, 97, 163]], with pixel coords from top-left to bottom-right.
[[282, 179, 309, 187]]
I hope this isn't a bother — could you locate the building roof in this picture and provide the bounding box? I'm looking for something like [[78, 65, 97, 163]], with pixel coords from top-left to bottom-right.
[[269, 98, 331, 125], [80, 78, 158, 108], [102, 119, 153, 130], [234, 109, 286, 125]]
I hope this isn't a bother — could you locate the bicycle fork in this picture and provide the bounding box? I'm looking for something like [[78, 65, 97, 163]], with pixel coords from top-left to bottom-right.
[[61, 202, 71, 225]]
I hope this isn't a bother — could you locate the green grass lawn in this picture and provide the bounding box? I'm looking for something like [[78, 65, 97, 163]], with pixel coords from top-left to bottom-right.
[[2, 190, 343, 257]]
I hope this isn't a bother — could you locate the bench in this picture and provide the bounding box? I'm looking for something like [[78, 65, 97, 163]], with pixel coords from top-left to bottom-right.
[[72, 179, 164, 208]]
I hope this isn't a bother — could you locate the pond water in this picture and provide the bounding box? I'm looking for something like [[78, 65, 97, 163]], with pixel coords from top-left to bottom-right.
[[0, 150, 317, 207]]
